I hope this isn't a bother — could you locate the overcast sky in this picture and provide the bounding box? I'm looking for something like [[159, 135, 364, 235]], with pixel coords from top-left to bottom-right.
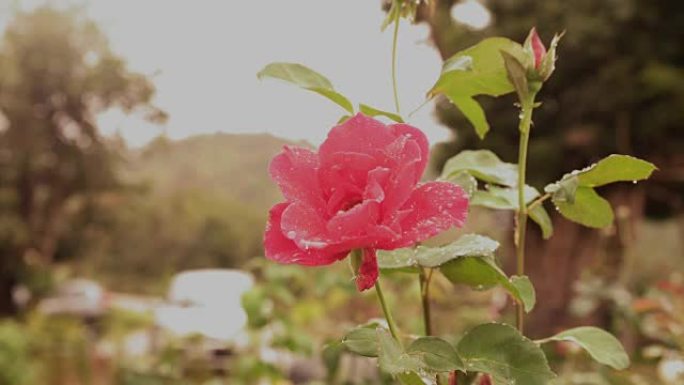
[[1, 0, 488, 147]]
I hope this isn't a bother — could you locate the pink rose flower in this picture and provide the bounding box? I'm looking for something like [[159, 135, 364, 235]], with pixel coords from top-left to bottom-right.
[[264, 114, 468, 291]]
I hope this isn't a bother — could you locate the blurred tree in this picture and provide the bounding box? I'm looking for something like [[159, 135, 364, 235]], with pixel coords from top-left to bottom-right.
[[77, 189, 265, 293], [69, 132, 286, 293], [0, 7, 163, 315], [415, 0, 684, 336]]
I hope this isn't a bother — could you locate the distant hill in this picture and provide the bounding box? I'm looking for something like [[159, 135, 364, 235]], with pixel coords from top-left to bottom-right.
[[126, 132, 306, 214]]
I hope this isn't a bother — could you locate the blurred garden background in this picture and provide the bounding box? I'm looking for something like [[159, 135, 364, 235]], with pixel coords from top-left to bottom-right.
[[0, 0, 683, 384]]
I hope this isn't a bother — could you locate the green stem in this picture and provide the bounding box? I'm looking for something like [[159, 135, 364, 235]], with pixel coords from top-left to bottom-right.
[[375, 280, 401, 344], [515, 94, 536, 333], [527, 192, 551, 212], [391, 6, 401, 114], [419, 268, 433, 336], [352, 249, 400, 343], [420, 269, 445, 385]]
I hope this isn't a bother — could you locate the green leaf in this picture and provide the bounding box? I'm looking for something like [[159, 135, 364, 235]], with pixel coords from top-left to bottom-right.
[[397, 372, 426, 385], [377, 234, 500, 269], [257, 62, 354, 113], [553, 186, 614, 228], [417, 234, 500, 267], [544, 154, 655, 230], [431, 38, 527, 97], [314, 88, 355, 114], [442, 55, 473, 73], [501, 50, 529, 102], [322, 341, 344, 380], [469, 184, 553, 238], [545, 155, 656, 204], [541, 327, 630, 370], [470, 190, 513, 210], [441, 150, 518, 187], [377, 247, 418, 270], [342, 326, 379, 357], [529, 204, 553, 239], [440, 256, 505, 290], [359, 103, 404, 123], [471, 184, 540, 210], [545, 175, 579, 204], [440, 257, 536, 312], [429, 38, 528, 138], [378, 329, 422, 375], [442, 170, 478, 198], [258, 62, 333, 89], [457, 323, 556, 385], [577, 155, 656, 187], [510, 276, 536, 313], [452, 95, 490, 138], [407, 337, 465, 372]]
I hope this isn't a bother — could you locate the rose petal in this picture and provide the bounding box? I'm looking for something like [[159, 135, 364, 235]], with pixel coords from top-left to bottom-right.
[[363, 167, 390, 202], [379, 139, 423, 219], [280, 201, 330, 250], [368, 225, 402, 246], [389, 123, 430, 178], [327, 199, 380, 240], [269, 146, 325, 208], [326, 186, 362, 217], [356, 248, 379, 291], [318, 151, 378, 198], [382, 134, 421, 170], [380, 163, 419, 223], [319, 114, 396, 164], [379, 125, 428, 220], [390, 181, 469, 248], [528, 27, 547, 69], [264, 203, 345, 266]]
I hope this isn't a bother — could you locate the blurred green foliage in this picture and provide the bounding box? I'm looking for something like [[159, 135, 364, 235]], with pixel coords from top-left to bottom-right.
[[0, 321, 34, 385], [0, 314, 94, 385]]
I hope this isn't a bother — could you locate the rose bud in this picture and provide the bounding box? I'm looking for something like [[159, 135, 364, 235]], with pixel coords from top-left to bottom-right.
[[524, 27, 563, 81]]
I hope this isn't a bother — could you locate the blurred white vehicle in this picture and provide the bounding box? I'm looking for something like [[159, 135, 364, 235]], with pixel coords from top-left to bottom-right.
[[154, 269, 253, 344], [38, 278, 107, 318]]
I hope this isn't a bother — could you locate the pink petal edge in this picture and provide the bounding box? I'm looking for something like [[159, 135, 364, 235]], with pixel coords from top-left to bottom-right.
[[269, 146, 325, 208], [264, 203, 345, 266], [390, 181, 469, 248]]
